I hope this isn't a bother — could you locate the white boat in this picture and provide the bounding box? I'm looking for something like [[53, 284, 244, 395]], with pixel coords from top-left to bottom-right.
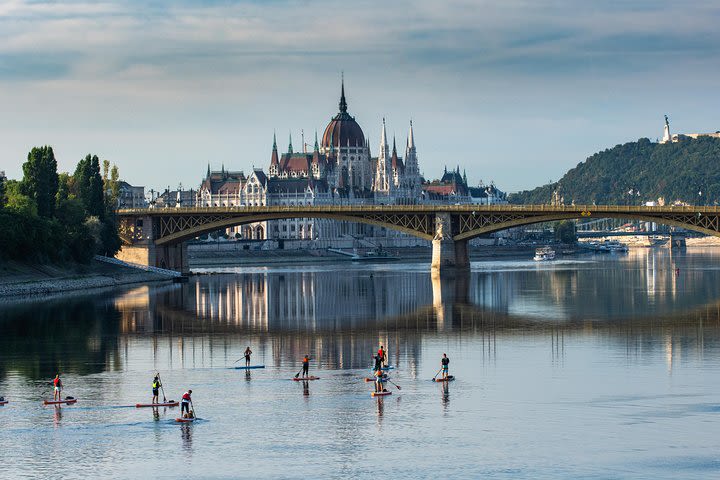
[[533, 246, 556, 261]]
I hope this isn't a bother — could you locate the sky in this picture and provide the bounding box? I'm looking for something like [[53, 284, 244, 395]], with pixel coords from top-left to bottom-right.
[[1, 0, 719, 193]]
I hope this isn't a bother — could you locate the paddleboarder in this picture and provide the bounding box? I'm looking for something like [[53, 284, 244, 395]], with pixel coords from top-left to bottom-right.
[[374, 368, 386, 393], [378, 346, 387, 368], [441, 353, 450, 380], [373, 354, 383, 373], [151, 375, 162, 404], [301, 355, 311, 378], [181, 390, 193, 418], [53, 374, 62, 401], [243, 346, 253, 367]]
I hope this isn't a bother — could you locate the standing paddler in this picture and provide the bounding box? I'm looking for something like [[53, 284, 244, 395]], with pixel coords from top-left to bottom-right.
[[152, 375, 162, 404], [301, 355, 311, 378], [243, 346, 253, 367], [378, 346, 387, 368], [181, 390, 193, 418], [53, 374, 63, 401], [441, 353, 450, 380]]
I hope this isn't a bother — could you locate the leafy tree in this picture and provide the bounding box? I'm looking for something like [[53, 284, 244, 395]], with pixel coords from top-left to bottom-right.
[[4, 180, 37, 217], [554, 220, 577, 243], [0, 172, 5, 208], [21, 146, 58, 218]]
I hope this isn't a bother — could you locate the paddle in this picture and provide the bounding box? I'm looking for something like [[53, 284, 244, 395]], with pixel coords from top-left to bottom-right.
[[157, 372, 167, 403], [190, 398, 197, 420], [385, 378, 402, 391], [432, 368, 442, 381], [294, 368, 303, 379]]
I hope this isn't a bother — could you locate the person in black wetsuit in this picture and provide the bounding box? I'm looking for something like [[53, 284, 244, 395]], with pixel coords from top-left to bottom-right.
[[244, 346, 253, 367], [441, 353, 450, 380], [301, 355, 311, 378]]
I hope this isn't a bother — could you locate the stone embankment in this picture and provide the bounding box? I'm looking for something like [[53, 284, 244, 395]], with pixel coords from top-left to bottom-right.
[[0, 259, 173, 301]]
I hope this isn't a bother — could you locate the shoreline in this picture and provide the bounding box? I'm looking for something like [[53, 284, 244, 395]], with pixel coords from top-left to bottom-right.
[[0, 260, 173, 303]]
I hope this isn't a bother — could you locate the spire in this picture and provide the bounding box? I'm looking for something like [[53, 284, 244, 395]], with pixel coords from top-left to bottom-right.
[[314, 131, 319, 152], [339, 73, 347, 113], [408, 120, 415, 149], [288, 132, 293, 154], [463, 169, 468, 185], [392, 136, 397, 156], [206, 163, 210, 178], [271, 133, 279, 167]]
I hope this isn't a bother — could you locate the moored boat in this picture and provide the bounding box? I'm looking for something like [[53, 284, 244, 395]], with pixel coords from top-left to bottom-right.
[[533, 246, 556, 261]]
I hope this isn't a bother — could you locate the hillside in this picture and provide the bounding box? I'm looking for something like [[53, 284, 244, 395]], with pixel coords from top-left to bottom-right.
[[509, 136, 720, 205]]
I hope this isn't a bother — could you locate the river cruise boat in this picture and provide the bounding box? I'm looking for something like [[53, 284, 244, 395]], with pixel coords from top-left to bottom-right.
[[533, 246, 556, 261]]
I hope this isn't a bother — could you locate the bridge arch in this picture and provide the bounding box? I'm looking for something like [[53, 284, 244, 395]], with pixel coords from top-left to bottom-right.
[[454, 212, 720, 240], [155, 212, 434, 245]]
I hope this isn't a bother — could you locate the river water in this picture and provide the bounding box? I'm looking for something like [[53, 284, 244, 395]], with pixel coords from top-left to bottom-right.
[[1, 248, 720, 479]]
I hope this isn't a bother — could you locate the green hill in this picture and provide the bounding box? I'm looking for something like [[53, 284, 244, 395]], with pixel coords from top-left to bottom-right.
[[509, 136, 720, 205]]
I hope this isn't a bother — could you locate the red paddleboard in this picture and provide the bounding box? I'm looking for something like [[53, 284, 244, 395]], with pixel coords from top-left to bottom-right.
[[0, 400, 8, 405], [371, 391, 392, 397], [292, 376, 320, 381], [433, 375, 455, 382], [175, 417, 196, 423], [136, 401, 179, 408], [43, 398, 77, 405]]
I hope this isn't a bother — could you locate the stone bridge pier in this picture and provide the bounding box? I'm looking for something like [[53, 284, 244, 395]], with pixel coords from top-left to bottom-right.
[[116, 215, 189, 274], [431, 213, 470, 272]]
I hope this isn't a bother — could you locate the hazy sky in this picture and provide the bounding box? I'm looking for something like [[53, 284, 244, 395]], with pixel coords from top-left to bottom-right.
[[1, 0, 719, 193]]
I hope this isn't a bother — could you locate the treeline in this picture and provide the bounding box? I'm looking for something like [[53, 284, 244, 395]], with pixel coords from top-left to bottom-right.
[[509, 136, 720, 205], [0, 147, 121, 263]]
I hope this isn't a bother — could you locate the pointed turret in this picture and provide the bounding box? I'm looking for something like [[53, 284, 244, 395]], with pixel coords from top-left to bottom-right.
[[206, 163, 210, 179], [314, 131, 319, 152], [408, 119, 415, 149], [391, 136, 403, 170], [270, 133, 279, 167], [463, 169, 468, 185], [288, 132, 293, 154], [339, 74, 347, 113]]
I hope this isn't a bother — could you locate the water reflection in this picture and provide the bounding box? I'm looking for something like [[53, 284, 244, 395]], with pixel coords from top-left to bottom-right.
[[2, 249, 720, 381]]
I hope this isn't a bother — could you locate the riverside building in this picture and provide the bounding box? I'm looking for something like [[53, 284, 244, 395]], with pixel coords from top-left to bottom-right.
[[194, 81, 506, 248]]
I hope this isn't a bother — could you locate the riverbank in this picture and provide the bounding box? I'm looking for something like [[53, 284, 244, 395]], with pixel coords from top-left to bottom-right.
[[0, 259, 172, 301]]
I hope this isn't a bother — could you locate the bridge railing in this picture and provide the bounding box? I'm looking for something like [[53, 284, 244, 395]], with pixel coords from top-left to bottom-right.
[[117, 204, 720, 215]]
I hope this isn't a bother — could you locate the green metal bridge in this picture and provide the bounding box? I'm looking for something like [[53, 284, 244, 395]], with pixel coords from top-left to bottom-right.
[[116, 204, 720, 273]]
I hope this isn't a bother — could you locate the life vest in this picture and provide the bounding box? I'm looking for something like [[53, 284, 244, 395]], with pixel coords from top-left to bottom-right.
[[182, 392, 191, 401], [53, 377, 60, 387], [153, 380, 160, 389]]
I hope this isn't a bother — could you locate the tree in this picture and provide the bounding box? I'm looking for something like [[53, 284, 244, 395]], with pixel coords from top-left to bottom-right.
[[0, 172, 5, 209], [5, 180, 37, 216], [554, 220, 577, 244], [74, 154, 105, 219], [21, 146, 58, 218]]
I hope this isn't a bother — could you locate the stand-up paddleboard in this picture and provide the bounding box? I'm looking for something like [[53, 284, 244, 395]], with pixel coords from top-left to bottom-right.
[[370, 366, 394, 371], [136, 401, 179, 408], [232, 365, 265, 370], [363, 375, 388, 382], [43, 398, 77, 405], [292, 376, 320, 381], [175, 417, 196, 423], [0, 399, 8, 405], [371, 390, 392, 397], [433, 375, 455, 382]]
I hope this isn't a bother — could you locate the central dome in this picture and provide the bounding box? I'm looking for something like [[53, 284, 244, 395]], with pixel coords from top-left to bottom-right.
[[321, 82, 365, 149]]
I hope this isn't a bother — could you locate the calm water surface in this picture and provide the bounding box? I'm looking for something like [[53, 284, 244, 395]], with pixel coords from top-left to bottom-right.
[[2, 248, 720, 479]]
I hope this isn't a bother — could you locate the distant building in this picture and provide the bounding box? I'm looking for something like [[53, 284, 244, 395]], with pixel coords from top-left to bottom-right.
[[154, 187, 195, 209], [117, 181, 146, 209], [189, 81, 506, 246]]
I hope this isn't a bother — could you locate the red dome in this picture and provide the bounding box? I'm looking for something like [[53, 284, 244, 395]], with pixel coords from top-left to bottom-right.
[[321, 81, 365, 148]]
